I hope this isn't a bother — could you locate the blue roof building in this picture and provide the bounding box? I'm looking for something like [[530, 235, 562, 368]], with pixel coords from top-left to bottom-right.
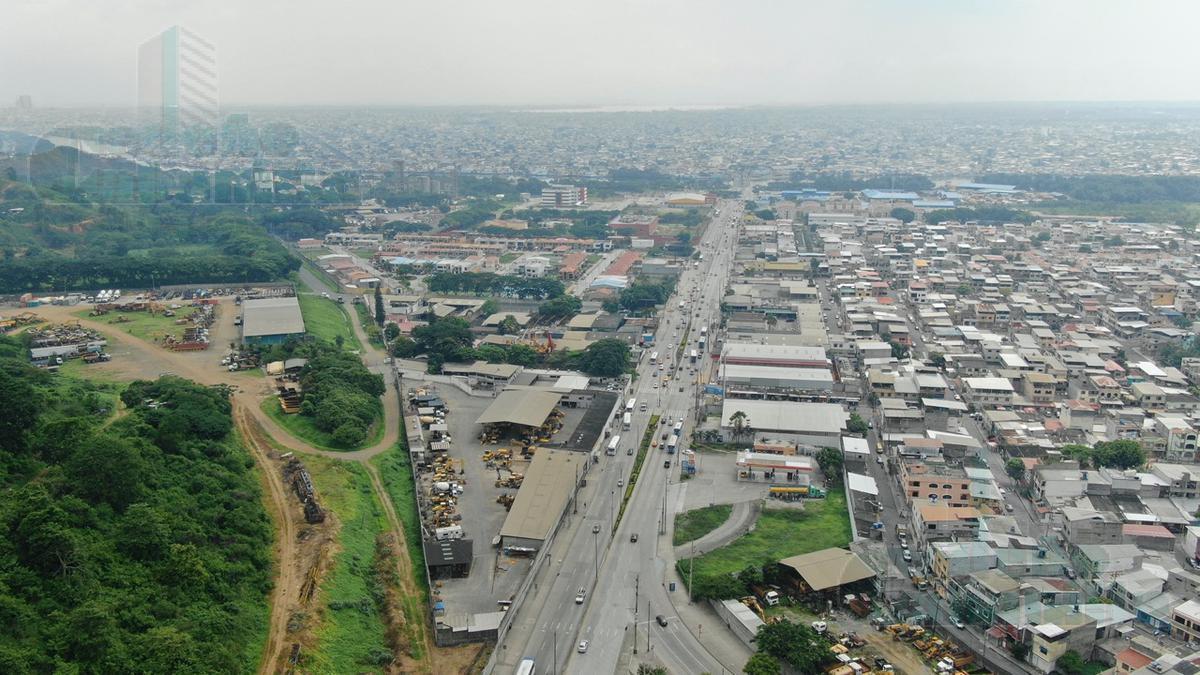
[[957, 182, 1018, 193], [861, 189, 919, 201]]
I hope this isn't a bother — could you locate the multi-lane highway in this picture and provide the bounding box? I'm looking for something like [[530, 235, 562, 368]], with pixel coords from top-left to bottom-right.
[[499, 200, 742, 674]]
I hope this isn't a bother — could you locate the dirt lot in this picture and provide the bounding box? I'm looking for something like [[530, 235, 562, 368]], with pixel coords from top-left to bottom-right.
[[769, 605, 934, 675]]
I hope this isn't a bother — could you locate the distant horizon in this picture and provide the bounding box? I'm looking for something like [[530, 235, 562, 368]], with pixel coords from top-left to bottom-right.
[[11, 99, 1200, 113]]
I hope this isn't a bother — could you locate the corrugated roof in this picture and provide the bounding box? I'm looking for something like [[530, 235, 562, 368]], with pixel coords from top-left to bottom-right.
[[779, 548, 876, 591], [499, 449, 585, 543], [242, 296, 305, 338], [476, 389, 562, 428]]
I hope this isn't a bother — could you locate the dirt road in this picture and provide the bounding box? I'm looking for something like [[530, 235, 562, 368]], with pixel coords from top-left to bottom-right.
[[236, 406, 303, 675], [28, 301, 443, 672]]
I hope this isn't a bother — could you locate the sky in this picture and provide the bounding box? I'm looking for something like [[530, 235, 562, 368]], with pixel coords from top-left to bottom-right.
[[4, 0, 1200, 108]]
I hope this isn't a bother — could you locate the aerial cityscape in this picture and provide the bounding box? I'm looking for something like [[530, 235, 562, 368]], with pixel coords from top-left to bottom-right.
[[7, 3, 1200, 675]]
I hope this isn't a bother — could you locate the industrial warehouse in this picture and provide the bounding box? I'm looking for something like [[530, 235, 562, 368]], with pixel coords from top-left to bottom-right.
[[240, 296, 306, 345]]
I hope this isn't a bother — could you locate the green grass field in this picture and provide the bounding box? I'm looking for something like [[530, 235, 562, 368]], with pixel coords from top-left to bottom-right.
[[260, 397, 383, 451], [304, 457, 392, 674], [75, 306, 199, 343], [680, 487, 851, 581], [370, 438, 430, 661], [297, 293, 361, 350], [672, 504, 733, 546]]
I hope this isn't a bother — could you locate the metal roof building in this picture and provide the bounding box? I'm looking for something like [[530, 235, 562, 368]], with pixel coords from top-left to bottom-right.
[[498, 449, 586, 551], [241, 296, 305, 345], [779, 548, 876, 592], [476, 389, 562, 429]]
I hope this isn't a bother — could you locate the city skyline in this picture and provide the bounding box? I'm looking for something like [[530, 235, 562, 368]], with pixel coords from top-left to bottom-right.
[[4, 0, 1200, 108]]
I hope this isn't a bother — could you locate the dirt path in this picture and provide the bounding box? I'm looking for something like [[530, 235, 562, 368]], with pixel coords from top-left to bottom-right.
[[27, 301, 448, 673], [236, 405, 302, 675]]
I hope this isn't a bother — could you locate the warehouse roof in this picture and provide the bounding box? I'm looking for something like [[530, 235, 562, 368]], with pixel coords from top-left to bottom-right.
[[718, 363, 834, 383], [499, 449, 585, 543], [779, 548, 876, 591], [242, 296, 305, 338], [477, 389, 562, 428], [720, 399, 847, 434]]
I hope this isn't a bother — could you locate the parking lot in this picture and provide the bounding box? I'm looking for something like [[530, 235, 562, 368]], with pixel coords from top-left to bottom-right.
[[420, 383, 617, 620]]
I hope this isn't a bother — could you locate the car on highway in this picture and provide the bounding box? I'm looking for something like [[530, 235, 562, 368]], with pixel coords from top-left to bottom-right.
[[575, 588, 586, 604], [902, 550, 912, 562], [656, 615, 668, 627], [899, 540, 908, 549], [617, 479, 624, 487], [663, 460, 671, 468], [951, 616, 965, 629], [627, 447, 634, 455], [1005, 503, 1014, 512], [577, 639, 588, 653], [630, 532, 638, 543]]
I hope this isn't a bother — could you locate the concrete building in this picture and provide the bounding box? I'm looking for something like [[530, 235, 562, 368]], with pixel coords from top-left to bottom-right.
[[719, 399, 847, 447], [961, 377, 1015, 406], [540, 184, 587, 207], [928, 541, 997, 583]]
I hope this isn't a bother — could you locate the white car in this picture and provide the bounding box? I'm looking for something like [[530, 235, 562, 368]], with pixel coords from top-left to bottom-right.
[[951, 617, 965, 629], [577, 639, 589, 654]]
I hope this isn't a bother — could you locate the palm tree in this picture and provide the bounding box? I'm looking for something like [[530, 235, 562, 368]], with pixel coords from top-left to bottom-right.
[[729, 410, 752, 443]]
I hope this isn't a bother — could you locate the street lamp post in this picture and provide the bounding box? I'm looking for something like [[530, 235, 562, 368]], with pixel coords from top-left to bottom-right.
[[592, 529, 599, 586]]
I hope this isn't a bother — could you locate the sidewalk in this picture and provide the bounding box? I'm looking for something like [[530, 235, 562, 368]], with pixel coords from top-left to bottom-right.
[[660, 491, 753, 673], [672, 499, 759, 559]]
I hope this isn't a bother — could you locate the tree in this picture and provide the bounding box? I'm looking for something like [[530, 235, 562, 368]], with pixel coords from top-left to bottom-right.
[[890, 207, 915, 223], [756, 620, 828, 673], [0, 366, 40, 453], [1060, 443, 1094, 467], [955, 283, 972, 296], [383, 323, 401, 341], [497, 315, 521, 335], [729, 410, 751, 443], [889, 340, 910, 360], [390, 336, 418, 358], [373, 285, 385, 327], [1005, 458, 1026, 482], [1056, 650, 1085, 675], [929, 352, 946, 368], [578, 339, 630, 377], [743, 653, 782, 675], [846, 413, 869, 435], [816, 447, 844, 485], [1093, 439, 1146, 470], [538, 294, 581, 321], [479, 299, 499, 316], [1010, 642, 1030, 660]]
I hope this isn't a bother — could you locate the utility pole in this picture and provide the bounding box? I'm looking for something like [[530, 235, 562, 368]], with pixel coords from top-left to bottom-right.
[[689, 541, 695, 604], [647, 600, 652, 653], [633, 574, 639, 654], [552, 629, 558, 675], [592, 529, 599, 586]]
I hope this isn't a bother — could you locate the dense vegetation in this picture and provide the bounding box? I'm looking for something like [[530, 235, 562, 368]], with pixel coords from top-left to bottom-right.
[[0, 181, 299, 293], [924, 206, 1036, 225], [258, 207, 343, 240], [978, 173, 1200, 203], [424, 272, 564, 299], [604, 279, 677, 313], [1059, 440, 1146, 470], [298, 349, 386, 447], [766, 171, 933, 192], [0, 350, 271, 673]]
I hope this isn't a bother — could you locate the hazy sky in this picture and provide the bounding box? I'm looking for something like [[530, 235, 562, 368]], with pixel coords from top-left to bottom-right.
[[5, 0, 1200, 108]]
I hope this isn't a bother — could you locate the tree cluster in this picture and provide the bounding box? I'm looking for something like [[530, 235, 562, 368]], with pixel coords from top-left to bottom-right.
[[538, 295, 582, 321], [816, 447, 844, 486], [298, 348, 386, 446], [979, 173, 1200, 204], [755, 619, 830, 673], [616, 279, 676, 313], [0, 201, 298, 293], [0, 350, 271, 673], [1059, 440, 1146, 470], [425, 272, 565, 299], [577, 339, 630, 377], [924, 207, 1035, 225], [767, 171, 933, 192]]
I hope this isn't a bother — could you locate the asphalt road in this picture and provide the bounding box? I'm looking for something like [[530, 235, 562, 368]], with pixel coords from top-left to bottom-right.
[[503, 201, 743, 674]]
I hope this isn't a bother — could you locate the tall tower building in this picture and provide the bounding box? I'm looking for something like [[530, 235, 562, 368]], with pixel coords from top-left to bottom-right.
[[138, 26, 219, 133]]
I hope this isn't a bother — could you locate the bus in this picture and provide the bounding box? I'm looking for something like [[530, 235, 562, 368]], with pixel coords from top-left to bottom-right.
[[700, 326, 708, 336], [673, 421, 683, 436], [623, 412, 632, 430], [666, 436, 677, 454], [516, 658, 536, 675], [650, 351, 659, 365], [626, 398, 636, 413], [698, 337, 706, 352], [689, 350, 697, 364], [607, 435, 621, 456]]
